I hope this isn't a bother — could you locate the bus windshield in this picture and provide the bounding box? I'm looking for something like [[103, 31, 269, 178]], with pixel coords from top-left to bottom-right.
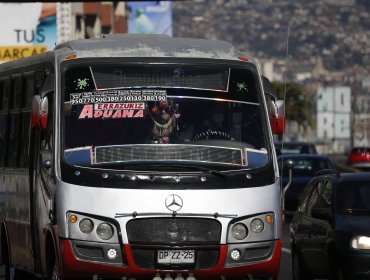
[[62, 64, 269, 171]]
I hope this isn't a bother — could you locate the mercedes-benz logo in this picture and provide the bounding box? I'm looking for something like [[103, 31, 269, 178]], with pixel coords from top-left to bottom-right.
[[165, 194, 183, 212]]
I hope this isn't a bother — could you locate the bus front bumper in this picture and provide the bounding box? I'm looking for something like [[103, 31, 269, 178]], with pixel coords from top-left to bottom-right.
[[59, 238, 281, 279]]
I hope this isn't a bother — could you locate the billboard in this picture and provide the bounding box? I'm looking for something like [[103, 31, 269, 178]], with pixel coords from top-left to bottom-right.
[[0, 3, 56, 62], [127, 1, 172, 36]]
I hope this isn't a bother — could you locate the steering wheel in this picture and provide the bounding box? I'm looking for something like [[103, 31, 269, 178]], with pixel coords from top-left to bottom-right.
[[192, 129, 232, 141]]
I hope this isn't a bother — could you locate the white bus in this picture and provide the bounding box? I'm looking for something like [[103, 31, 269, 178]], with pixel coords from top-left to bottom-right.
[[0, 35, 285, 280]]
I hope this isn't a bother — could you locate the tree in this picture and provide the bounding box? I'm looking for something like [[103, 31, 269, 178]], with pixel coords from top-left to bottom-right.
[[272, 81, 314, 135]]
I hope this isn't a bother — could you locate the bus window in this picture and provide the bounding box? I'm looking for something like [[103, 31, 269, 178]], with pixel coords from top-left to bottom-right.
[[7, 76, 23, 167], [0, 80, 4, 110], [7, 115, 21, 167], [10, 76, 22, 110], [35, 71, 46, 95], [23, 74, 34, 108], [19, 74, 34, 168], [0, 79, 10, 166], [0, 79, 10, 111]]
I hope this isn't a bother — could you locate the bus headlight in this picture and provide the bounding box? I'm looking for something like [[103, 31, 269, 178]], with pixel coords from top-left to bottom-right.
[[231, 223, 248, 240], [97, 223, 114, 240], [67, 212, 119, 243], [79, 218, 94, 233], [250, 219, 264, 233], [228, 213, 275, 243]]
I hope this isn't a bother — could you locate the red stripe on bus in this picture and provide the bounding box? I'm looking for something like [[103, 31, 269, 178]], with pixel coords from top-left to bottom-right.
[[60, 238, 281, 279]]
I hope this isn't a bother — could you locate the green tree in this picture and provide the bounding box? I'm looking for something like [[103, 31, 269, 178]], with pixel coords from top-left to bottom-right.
[[272, 81, 314, 133]]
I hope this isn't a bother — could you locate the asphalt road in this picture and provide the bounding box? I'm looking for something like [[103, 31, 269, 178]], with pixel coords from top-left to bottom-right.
[[279, 220, 293, 280]]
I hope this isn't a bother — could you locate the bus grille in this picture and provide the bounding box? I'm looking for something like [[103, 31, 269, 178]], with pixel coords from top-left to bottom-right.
[[94, 144, 244, 165], [126, 218, 221, 244]]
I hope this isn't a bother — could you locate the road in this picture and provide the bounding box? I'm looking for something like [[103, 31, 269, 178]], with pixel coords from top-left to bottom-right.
[[279, 220, 293, 280]]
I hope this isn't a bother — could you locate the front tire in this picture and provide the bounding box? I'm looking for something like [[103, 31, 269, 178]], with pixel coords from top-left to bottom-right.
[[3, 239, 32, 280], [292, 246, 312, 280], [329, 254, 349, 280], [51, 261, 60, 280], [5, 265, 32, 280]]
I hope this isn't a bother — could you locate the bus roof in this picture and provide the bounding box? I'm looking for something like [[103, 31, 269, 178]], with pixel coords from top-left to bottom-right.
[[0, 51, 55, 73], [54, 34, 253, 62]]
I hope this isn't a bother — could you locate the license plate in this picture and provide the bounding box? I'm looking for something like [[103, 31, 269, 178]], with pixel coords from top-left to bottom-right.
[[157, 250, 195, 264]]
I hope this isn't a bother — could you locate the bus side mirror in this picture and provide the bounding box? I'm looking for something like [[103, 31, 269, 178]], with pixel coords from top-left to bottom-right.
[[270, 100, 285, 135], [32, 95, 49, 130], [262, 76, 285, 134], [32, 74, 54, 130]]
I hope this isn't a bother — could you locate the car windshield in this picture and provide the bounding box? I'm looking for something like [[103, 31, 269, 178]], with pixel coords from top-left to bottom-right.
[[336, 183, 370, 215], [275, 143, 317, 156], [62, 64, 269, 171], [279, 156, 335, 177], [351, 147, 370, 154]]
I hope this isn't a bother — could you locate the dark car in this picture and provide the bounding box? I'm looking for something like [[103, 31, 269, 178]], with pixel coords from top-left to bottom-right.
[[290, 172, 370, 280], [278, 154, 336, 212], [275, 141, 317, 156]]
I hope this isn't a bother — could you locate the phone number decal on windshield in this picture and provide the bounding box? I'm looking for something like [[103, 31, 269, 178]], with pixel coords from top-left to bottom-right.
[[70, 89, 167, 105]]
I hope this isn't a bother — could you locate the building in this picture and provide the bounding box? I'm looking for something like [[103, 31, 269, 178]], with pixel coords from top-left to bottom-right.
[[57, 2, 127, 44], [316, 86, 351, 153]]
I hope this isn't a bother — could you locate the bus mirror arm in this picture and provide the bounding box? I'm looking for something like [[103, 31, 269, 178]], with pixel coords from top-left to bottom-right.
[[282, 159, 294, 223]]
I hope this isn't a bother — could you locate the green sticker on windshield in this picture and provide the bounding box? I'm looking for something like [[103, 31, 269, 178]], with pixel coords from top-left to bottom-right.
[[75, 78, 90, 90], [236, 82, 248, 93]]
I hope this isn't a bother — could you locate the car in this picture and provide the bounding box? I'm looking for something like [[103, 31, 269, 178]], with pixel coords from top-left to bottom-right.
[[290, 172, 370, 280], [275, 141, 317, 156], [278, 154, 336, 212], [348, 146, 370, 169]]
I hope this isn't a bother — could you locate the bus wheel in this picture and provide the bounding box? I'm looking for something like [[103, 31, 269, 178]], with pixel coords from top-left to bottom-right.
[[51, 261, 60, 280], [46, 253, 65, 280], [4, 262, 29, 280], [292, 246, 312, 280], [45, 234, 62, 280], [3, 241, 28, 280]]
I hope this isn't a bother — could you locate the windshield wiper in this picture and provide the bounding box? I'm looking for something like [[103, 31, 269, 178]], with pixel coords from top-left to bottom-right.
[[120, 163, 227, 178], [168, 164, 227, 178]]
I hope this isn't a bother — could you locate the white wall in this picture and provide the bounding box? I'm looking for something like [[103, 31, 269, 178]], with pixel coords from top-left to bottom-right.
[[334, 87, 351, 112], [317, 112, 334, 139]]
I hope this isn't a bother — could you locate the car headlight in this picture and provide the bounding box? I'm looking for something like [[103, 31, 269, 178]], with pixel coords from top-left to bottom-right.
[[231, 223, 248, 240], [351, 236, 370, 250], [250, 219, 264, 233], [97, 223, 114, 240]]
